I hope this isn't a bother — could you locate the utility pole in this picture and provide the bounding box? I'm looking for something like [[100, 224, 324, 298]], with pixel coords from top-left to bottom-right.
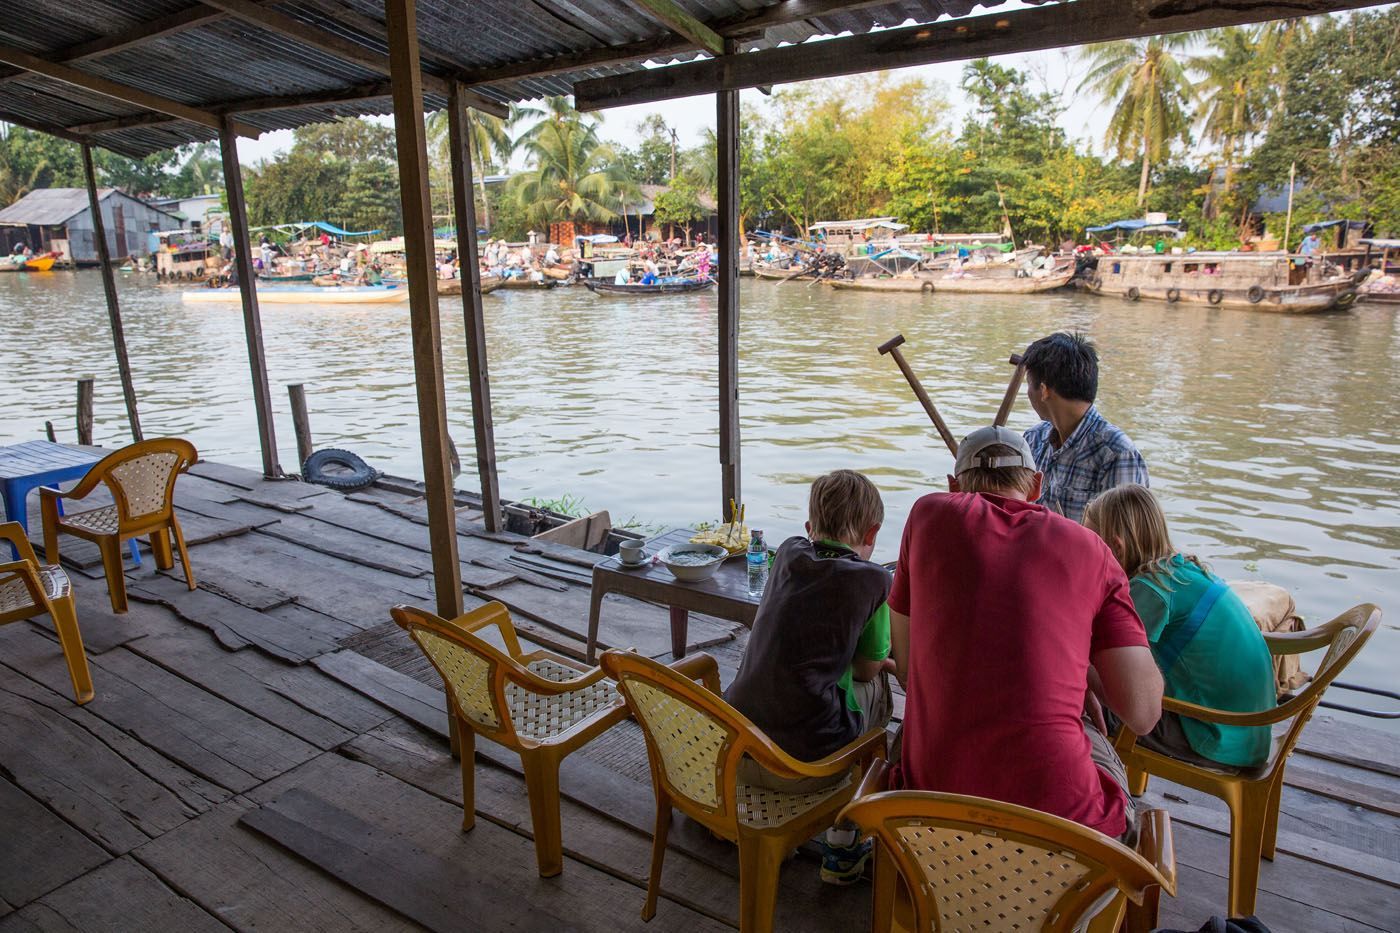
[[669, 127, 679, 181]]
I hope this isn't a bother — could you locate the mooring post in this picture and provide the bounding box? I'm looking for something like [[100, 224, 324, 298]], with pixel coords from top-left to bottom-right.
[[76, 378, 94, 446], [45, 421, 56, 443], [287, 384, 314, 468], [219, 117, 282, 479], [448, 80, 504, 532], [716, 40, 742, 521], [82, 142, 143, 443]]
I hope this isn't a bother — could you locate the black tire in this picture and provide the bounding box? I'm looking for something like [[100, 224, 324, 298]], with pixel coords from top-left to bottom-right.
[[1247, 285, 1265, 304], [302, 448, 381, 491], [194, 266, 204, 277], [1207, 289, 1223, 305], [1126, 286, 1140, 301], [1336, 291, 1357, 308], [921, 280, 935, 294], [1166, 288, 1180, 303]]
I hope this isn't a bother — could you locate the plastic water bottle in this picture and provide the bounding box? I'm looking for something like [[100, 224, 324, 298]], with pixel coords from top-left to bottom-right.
[[747, 530, 768, 598]]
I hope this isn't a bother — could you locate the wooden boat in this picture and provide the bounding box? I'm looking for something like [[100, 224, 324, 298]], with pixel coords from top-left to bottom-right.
[[24, 255, 55, 272], [436, 276, 503, 296], [751, 260, 809, 280], [1357, 239, 1400, 304], [259, 271, 316, 283], [496, 274, 557, 289], [181, 285, 410, 305], [1085, 252, 1360, 313], [828, 266, 1075, 294], [584, 277, 715, 296]]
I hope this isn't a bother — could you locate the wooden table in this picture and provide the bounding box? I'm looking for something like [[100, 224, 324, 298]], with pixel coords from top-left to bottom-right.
[[586, 527, 760, 663]]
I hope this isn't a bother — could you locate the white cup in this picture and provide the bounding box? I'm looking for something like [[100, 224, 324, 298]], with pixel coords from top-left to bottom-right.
[[618, 540, 645, 564]]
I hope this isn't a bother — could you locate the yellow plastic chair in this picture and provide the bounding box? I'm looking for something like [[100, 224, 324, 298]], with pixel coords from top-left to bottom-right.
[[391, 602, 631, 877], [1114, 603, 1380, 917], [40, 438, 198, 614], [837, 770, 1176, 933], [0, 521, 93, 704], [599, 648, 886, 933]]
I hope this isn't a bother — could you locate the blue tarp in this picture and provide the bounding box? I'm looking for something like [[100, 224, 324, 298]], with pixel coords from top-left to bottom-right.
[[308, 221, 380, 237], [1085, 219, 1183, 233], [1301, 219, 1368, 233]]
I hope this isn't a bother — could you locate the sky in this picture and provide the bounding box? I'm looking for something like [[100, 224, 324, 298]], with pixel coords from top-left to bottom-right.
[[234, 44, 1111, 168]]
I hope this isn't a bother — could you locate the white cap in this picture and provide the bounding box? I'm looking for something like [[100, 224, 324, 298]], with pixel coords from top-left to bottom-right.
[[954, 426, 1037, 475]]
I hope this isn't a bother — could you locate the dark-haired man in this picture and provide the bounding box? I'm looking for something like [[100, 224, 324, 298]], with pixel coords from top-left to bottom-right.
[[1022, 332, 1147, 523], [889, 426, 1162, 843]]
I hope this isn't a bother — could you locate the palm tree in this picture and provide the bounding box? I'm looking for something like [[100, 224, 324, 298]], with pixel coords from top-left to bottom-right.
[[1079, 35, 1195, 205], [513, 105, 629, 229], [1191, 28, 1270, 196], [0, 147, 45, 207], [427, 105, 517, 232]]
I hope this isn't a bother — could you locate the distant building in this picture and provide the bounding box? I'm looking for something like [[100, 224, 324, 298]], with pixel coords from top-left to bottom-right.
[[0, 188, 182, 265], [148, 194, 223, 233], [544, 183, 719, 246]]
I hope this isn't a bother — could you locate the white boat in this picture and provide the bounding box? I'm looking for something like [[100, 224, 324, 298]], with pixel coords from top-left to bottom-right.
[[1084, 252, 1360, 313], [182, 285, 410, 305]]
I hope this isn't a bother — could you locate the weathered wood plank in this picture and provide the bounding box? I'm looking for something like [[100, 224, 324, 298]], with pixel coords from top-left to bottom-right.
[[0, 680, 199, 853], [0, 856, 226, 933], [257, 513, 429, 577], [0, 777, 109, 909], [127, 573, 341, 663], [133, 796, 422, 933], [312, 649, 448, 737], [240, 754, 727, 932], [1293, 715, 1400, 780]]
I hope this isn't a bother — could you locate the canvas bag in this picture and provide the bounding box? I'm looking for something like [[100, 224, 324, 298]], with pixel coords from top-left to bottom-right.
[[1228, 581, 1310, 694]]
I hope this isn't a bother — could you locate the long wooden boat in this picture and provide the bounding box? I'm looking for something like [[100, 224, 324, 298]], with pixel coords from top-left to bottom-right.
[[182, 286, 410, 305], [584, 277, 715, 296], [496, 274, 557, 289], [751, 260, 809, 280], [1085, 252, 1360, 313], [828, 267, 1075, 294], [437, 277, 503, 296]]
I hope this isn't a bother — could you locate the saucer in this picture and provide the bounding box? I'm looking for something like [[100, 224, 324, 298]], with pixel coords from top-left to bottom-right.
[[617, 552, 650, 568]]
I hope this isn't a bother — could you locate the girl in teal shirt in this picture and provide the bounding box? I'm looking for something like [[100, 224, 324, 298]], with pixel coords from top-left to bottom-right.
[[1085, 485, 1275, 768]]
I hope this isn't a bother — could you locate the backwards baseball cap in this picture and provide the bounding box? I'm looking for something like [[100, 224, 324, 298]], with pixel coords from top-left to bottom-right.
[[953, 425, 1037, 475]]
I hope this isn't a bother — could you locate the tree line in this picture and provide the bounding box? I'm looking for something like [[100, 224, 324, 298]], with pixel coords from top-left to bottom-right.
[[0, 7, 1394, 248]]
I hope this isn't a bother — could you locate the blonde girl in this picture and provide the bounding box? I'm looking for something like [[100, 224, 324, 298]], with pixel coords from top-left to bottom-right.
[[1084, 484, 1274, 768]]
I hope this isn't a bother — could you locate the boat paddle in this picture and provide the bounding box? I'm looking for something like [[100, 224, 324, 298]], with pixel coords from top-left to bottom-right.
[[877, 334, 959, 456], [994, 349, 1030, 427]]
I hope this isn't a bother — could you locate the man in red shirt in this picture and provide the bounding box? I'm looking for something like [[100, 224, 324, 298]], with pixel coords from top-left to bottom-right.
[[889, 426, 1162, 841]]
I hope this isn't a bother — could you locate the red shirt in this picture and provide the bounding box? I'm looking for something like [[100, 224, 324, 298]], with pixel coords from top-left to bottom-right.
[[889, 492, 1147, 837]]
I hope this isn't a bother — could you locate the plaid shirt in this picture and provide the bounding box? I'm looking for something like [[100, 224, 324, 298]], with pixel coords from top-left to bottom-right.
[[1024, 407, 1148, 523]]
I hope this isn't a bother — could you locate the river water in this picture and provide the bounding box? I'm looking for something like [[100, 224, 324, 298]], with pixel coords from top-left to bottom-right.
[[1, 271, 1396, 707]]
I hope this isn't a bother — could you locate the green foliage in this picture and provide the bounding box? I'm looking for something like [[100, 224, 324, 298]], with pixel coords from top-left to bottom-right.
[[617, 114, 675, 186], [512, 98, 629, 227], [652, 176, 705, 242]]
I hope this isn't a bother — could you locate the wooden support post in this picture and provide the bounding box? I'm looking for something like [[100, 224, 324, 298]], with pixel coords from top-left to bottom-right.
[[219, 117, 282, 478], [287, 384, 314, 468], [82, 142, 143, 442], [716, 42, 741, 520], [45, 421, 56, 443], [76, 378, 94, 446], [385, 0, 464, 626], [447, 82, 504, 533]]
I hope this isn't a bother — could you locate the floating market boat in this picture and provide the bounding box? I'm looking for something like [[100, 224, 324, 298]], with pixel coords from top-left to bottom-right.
[[496, 274, 557, 289], [182, 285, 410, 305], [584, 276, 715, 296], [24, 254, 55, 271], [828, 266, 1075, 294], [437, 276, 503, 296], [1084, 252, 1361, 312], [1357, 239, 1400, 305], [750, 259, 809, 280]]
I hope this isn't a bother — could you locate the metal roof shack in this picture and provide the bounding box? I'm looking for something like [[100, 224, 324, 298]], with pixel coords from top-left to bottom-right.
[[0, 187, 180, 262]]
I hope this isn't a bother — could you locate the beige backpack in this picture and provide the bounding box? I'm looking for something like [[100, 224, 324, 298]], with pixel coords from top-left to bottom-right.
[[1228, 581, 1310, 694]]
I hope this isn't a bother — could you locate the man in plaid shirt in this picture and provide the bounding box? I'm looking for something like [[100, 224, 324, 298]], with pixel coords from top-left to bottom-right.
[[1021, 333, 1148, 522]]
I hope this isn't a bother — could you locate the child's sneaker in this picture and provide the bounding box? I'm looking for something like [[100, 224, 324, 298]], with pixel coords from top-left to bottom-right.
[[818, 837, 872, 885]]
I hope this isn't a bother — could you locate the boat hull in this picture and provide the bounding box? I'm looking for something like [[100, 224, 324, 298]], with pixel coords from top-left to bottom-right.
[[1085, 279, 1356, 313], [584, 277, 715, 295], [24, 256, 55, 271], [751, 261, 808, 280], [437, 277, 503, 296], [182, 287, 410, 305], [829, 269, 1074, 294]]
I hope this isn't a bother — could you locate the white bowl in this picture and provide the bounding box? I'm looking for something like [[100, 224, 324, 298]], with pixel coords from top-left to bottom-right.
[[656, 543, 729, 582]]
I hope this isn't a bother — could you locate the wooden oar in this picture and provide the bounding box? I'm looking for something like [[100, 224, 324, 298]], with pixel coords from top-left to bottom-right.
[[878, 334, 959, 456], [994, 349, 1030, 427]]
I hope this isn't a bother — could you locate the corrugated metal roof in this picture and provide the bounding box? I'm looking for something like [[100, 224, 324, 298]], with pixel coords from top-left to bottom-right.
[[0, 0, 1030, 158], [0, 187, 177, 224]]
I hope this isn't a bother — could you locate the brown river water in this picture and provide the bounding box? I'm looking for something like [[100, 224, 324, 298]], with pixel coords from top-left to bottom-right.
[[1, 271, 1396, 711]]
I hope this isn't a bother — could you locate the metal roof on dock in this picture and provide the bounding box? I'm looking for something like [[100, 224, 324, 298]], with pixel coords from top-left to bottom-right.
[[0, 0, 1034, 158]]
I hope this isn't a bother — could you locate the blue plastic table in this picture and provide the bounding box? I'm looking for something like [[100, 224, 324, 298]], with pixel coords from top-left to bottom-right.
[[0, 440, 140, 563]]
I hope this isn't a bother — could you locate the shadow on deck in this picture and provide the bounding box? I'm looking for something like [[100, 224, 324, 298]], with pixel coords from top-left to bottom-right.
[[1, 458, 1396, 932]]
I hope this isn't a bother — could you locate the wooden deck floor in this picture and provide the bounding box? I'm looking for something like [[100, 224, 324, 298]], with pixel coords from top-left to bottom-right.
[[1, 458, 1396, 932]]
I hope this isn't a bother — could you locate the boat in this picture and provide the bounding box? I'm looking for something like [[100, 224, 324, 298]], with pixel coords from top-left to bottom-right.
[[1357, 239, 1400, 304], [437, 276, 503, 296], [1083, 252, 1360, 313], [584, 277, 715, 295], [828, 266, 1076, 294], [496, 274, 557, 290], [24, 255, 55, 271], [751, 259, 810, 280], [181, 285, 410, 305], [258, 271, 316, 283]]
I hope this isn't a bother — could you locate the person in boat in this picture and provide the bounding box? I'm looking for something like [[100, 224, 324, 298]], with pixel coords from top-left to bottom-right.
[[695, 248, 712, 280], [544, 244, 559, 267], [613, 267, 631, 286], [1021, 332, 1148, 523], [725, 470, 893, 885], [888, 426, 1162, 844], [1299, 233, 1321, 256], [639, 269, 658, 286], [358, 263, 383, 287], [1084, 485, 1274, 769], [339, 253, 356, 277]]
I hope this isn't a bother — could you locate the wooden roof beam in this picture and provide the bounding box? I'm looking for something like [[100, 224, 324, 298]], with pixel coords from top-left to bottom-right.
[[624, 0, 725, 55], [575, 0, 1393, 111], [198, 0, 509, 118], [0, 43, 259, 137]]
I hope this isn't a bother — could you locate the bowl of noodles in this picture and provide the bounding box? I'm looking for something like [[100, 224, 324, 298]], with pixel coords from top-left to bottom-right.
[[656, 543, 729, 582]]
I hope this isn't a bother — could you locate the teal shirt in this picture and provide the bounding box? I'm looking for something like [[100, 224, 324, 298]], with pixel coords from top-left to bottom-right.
[[1130, 556, 1275, 767]]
